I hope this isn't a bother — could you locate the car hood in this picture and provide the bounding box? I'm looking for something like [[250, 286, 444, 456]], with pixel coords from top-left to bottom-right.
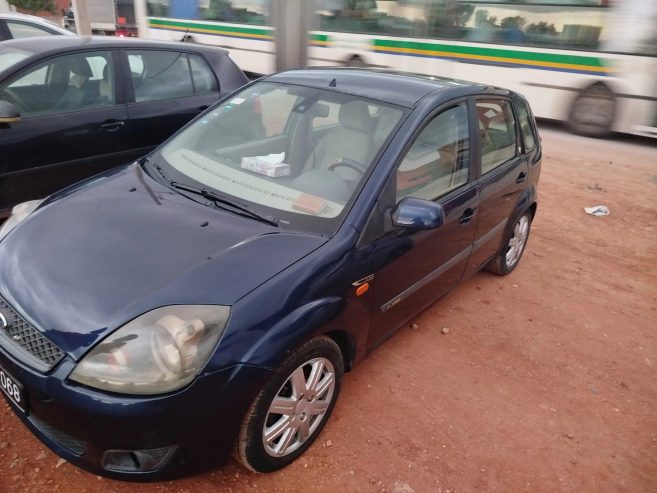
[[0, 165, 327, 359]]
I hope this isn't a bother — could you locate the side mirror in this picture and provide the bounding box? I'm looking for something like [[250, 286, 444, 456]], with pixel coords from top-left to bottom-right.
[[392, 197, 445, 230], [0, 100, 21, 124]]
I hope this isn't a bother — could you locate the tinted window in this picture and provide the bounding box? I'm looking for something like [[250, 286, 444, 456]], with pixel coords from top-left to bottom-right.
[[0, 51, 115, 116], [476, 100, 516, 174], [516, 99, 536, 152], [127, 51, 217, 102], [396, 103, 470, 202], [6, 20, 56, 39]]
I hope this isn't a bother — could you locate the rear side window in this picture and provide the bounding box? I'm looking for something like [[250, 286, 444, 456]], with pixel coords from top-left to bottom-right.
[[476, 99, 517, 174], [128, 50, 217, 103], [516, 99, 536, 152], [6, 20, 57, 39]]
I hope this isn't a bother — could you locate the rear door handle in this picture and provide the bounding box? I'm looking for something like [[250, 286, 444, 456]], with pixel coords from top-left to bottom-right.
[[101, 120, 125, 132], [459, 207, 477, 225], [516, 171, 527, 183]]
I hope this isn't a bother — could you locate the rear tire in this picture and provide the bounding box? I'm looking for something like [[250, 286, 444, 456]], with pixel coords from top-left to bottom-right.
[[486, 212, 532, 276], [568, 83, 615, 138], [237, 336, 343, 473]]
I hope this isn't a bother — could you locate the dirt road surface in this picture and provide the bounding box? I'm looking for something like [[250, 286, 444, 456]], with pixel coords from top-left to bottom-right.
[[1, 126, 656, 493]]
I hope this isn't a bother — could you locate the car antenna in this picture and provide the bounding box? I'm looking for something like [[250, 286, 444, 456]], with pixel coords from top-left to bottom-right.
[[180, 28, 190, 42], [329, 78, 337, 87]]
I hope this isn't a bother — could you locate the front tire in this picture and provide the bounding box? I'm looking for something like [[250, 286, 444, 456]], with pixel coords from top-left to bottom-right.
[[486, 212, 532, 276], [237, 336, 343, 473]]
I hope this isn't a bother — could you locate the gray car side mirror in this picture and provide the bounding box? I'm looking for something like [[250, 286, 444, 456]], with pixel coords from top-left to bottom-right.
[[0, 100, 21, 124]]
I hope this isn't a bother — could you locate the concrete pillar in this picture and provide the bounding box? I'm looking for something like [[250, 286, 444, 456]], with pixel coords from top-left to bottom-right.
[[71, 0, 92, 35], [271, 0, 310, 72]]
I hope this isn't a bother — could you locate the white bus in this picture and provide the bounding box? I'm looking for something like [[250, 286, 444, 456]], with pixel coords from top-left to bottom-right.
[[137, 0, 657, 138]]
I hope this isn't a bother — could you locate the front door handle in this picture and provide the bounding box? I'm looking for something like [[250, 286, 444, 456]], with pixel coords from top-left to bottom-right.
[[101, 120, 125, 132], [459, 207, 477, 225], [516, 171, 527, 183]]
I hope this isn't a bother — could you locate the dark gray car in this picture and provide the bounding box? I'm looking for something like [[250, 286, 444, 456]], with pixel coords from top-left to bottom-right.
[[0, 36, 248, 217]]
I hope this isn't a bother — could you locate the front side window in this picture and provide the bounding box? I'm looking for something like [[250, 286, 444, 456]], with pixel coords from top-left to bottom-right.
[[477, 99, 517, 174], [396, 103, 470, 202], [157, 81, 405, 234], [128, 50, 215, 102], [0, 51, 114, 116]]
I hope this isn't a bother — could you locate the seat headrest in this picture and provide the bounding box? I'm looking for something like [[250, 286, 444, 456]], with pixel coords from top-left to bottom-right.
[[69, 57, 92, 77], [338, 101, 370, 133]]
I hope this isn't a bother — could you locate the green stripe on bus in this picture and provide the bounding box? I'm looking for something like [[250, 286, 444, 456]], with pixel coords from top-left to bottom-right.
[[373, 38, 604, 68], [149, 18, 271, 37], [312, 34, 329, 42]]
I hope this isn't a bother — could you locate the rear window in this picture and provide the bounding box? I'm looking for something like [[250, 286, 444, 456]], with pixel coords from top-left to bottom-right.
[[476, 99, 517, 174], [516, 98, 537, 152]]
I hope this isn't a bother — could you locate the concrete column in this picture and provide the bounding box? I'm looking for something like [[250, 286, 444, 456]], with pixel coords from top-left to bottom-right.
[[71, 0, 92, 35], [271, 0, 310, 72]]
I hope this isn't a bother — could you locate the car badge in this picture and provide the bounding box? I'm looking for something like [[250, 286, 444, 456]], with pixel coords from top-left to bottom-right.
[[0, 311, 8, 331]]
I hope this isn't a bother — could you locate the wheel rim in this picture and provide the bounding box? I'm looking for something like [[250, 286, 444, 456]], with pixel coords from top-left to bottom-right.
[[505, 215, 530, 268], [262, 357, 336, 457]]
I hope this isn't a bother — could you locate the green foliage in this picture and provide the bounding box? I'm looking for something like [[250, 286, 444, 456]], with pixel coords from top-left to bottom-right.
[[526, 21, 557, 35], [8, 0, 56, 14], [500, 16, 526, 30]]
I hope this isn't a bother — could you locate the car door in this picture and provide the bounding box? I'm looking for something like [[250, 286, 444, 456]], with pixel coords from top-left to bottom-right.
[[122, 49, 222, 155], [0, 49, 129, 209], [465, 97, 530, 274], [366, 101, 479, 347]]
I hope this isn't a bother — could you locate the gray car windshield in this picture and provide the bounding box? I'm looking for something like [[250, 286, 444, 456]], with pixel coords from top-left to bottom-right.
[[159, 81, 404, 233]]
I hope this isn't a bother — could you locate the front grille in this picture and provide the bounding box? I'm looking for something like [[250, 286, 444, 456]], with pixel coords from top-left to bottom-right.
[[0, 295, 64, 372], [31, 416, 86, 456]]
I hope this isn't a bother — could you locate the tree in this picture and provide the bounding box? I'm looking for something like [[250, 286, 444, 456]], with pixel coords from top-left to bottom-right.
[[526, 21, 557, 36], [501, 16, 526, 30], [8, 0, 56, 14]]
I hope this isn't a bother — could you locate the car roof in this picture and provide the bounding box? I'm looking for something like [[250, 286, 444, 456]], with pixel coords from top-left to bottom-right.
[[0, 12, 72, 34], [0, 35, 228, 56], [266, 68, 503, 108]]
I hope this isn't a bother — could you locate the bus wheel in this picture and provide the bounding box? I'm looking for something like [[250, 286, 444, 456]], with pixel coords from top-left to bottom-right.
[[345, 55, 367, 68], [568, 83, 615, 138]]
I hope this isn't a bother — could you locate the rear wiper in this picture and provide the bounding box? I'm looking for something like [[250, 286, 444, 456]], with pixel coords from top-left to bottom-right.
[[170, 181, 279, 227]]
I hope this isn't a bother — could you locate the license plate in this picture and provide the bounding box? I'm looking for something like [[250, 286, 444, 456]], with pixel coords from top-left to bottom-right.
[[0, 365, 27, 413]]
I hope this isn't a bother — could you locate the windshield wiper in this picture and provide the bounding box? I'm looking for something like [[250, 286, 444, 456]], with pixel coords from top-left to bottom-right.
[[140, 156, 169, 183], [170, 181, 279, 227]]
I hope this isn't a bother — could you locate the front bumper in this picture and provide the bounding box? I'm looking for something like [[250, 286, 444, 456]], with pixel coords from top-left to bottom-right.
[[0, 343, 271, 480]]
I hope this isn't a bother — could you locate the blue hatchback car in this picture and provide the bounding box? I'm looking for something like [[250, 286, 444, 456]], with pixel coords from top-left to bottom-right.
[[0, 69, 541, 479]]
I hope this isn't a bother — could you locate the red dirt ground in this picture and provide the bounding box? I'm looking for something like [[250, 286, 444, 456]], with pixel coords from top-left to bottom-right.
[[1, 126, 656, 493]]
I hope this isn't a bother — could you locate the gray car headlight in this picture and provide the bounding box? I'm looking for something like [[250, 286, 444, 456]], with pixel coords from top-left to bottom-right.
[[70, 305, 230, 395], [0, 199, 44, 241]]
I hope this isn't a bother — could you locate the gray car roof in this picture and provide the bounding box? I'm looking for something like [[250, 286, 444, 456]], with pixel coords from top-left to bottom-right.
[[266, 68, 490, 108]]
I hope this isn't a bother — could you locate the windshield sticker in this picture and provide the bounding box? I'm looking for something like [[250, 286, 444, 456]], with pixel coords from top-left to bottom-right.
[[230, 97, 246, 105], [166, 149, 343, 218]]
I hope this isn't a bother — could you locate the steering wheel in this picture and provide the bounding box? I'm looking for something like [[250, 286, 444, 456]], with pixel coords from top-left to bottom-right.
[[327, 158, 368, 176]]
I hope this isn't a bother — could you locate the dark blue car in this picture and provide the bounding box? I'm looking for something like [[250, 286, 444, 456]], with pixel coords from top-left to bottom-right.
[[0, 69, 541, 479]]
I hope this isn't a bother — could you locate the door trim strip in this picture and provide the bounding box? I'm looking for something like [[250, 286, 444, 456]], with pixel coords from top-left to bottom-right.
[[380, 246, 472, 313]]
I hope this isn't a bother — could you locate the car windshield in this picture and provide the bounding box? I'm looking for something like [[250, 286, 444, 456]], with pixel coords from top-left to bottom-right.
[[158, 81, 405, 235], [0, 47, 30, 73]]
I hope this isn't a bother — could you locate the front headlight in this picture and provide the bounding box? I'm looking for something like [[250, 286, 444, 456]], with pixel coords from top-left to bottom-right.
[[0, 199, 44, 241], [70, 305, 230, 395]]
